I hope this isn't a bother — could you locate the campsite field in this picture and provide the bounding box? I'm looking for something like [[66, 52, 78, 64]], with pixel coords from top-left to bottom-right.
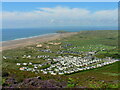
[[2, 30, 119, 88]]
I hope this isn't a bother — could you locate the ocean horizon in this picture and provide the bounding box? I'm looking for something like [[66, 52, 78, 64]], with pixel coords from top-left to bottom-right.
[[2, 26, 118, 42]]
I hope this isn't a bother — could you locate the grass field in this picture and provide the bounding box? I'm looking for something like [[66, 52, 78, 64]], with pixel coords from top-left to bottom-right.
[[2, 30, 119, 88]]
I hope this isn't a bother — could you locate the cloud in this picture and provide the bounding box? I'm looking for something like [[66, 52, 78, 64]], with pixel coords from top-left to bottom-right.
[[2, 7, 118, 28]]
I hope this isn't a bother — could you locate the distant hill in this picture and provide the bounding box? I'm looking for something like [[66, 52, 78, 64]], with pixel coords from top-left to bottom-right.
[[56, 30, 68, 33]]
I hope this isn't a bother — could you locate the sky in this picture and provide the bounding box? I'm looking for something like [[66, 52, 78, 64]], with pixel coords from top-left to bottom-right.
[[1, 2, 118, 29]]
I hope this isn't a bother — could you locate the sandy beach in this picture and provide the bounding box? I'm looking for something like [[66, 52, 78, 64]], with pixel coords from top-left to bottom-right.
[[1, 32, 78, 51]]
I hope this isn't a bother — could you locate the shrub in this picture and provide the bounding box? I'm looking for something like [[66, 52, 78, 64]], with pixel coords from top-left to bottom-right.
[[2, 71, 9, 77]]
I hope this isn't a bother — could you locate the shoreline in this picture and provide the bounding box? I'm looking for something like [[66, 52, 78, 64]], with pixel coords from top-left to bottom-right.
[[1, 33, 57, 43], [1, 32, 78, 51]]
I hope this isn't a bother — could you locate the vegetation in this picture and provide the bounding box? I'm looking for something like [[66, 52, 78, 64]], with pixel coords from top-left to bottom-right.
[[56, 30, 68, 33], [2, 30, 119, 88]]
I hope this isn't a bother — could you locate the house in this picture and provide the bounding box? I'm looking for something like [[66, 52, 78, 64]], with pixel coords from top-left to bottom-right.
[[16, 63, 21, 65], [27, 68, 32, 71], [36, 44, 43, 48], [27, 55, 31, 58], [34, 66, 38, 69], [29, 62, 32, 65], [19, 67, 25, 70], [88, 52, 96, 55], [23, 63, 27, 65], [58, 72, 64, 75], [51, 72, 57, 75], [19, 67, 27, 71], [3, 56, 7, 59], [43, 71, 47, 74]]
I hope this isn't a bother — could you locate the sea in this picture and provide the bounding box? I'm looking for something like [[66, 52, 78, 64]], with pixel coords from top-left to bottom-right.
[[2, 26, 118, 42]]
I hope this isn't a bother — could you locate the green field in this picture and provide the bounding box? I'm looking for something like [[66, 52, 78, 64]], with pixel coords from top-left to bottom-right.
[[2, 30, 119, 88]]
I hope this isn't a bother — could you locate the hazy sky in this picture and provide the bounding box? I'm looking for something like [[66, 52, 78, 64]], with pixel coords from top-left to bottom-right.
[[2, 2, 118, 29]]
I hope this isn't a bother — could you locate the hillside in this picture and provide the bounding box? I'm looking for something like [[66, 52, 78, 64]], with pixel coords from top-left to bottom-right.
[[2, 30, 119, 88]]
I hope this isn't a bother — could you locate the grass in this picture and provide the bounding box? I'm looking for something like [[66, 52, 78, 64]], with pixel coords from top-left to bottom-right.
[[102, 72, 120, 76]]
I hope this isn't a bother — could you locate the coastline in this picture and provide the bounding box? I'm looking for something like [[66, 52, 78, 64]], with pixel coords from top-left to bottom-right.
[[1, 32, 78, 51], [2, 33, 57, 43]]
